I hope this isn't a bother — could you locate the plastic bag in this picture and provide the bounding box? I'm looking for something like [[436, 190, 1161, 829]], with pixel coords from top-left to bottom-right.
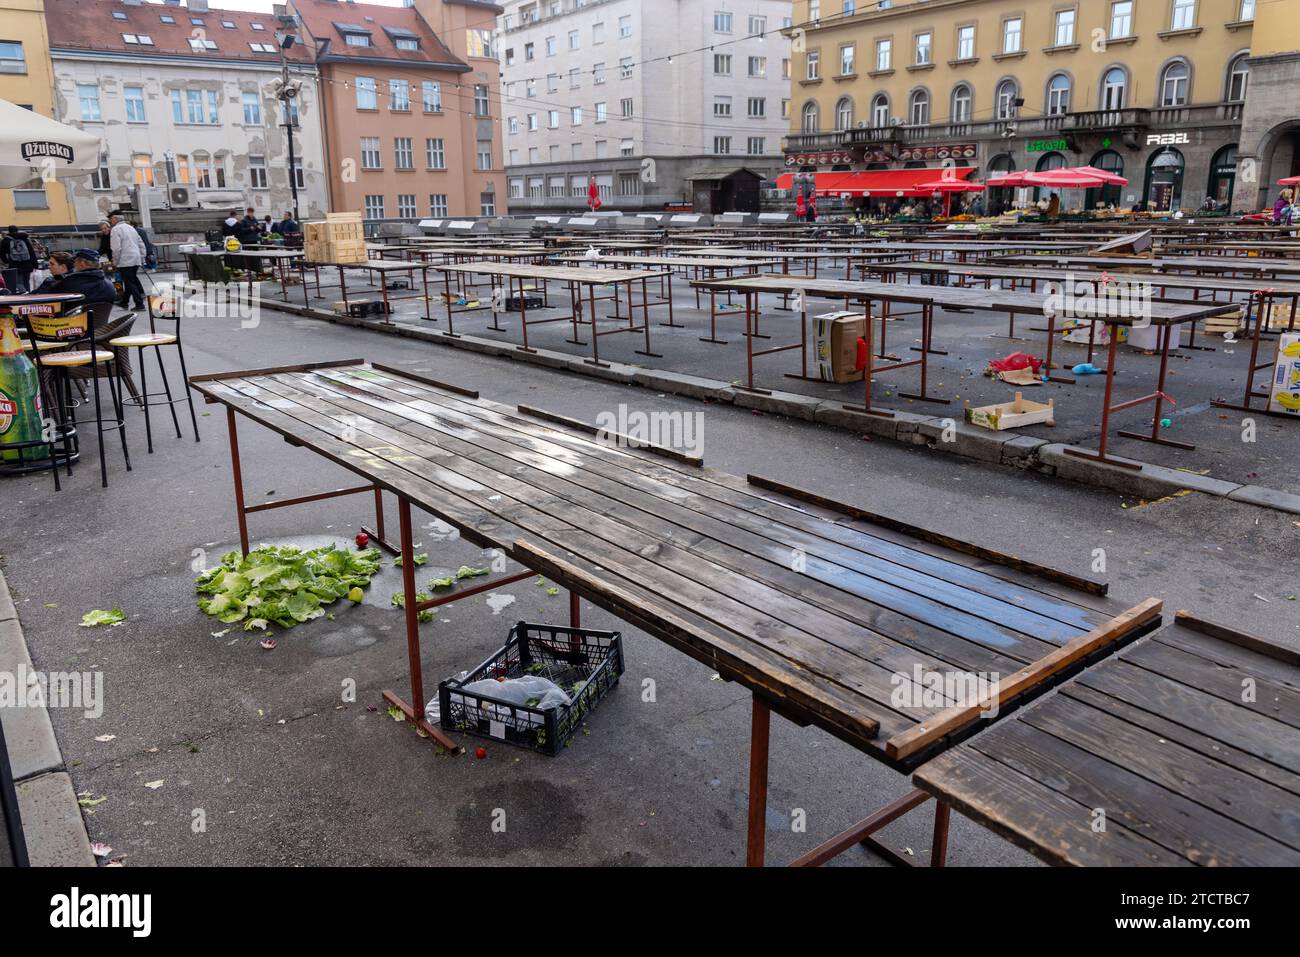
[[462, 675, 572, 711]]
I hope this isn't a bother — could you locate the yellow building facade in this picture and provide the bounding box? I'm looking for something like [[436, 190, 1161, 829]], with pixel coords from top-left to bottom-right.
[[784, 0, 1298, 212], [0, 0, 76, 227]]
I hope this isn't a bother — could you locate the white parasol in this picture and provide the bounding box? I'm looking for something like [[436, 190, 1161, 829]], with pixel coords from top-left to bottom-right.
[[0, 98, 101, 189]]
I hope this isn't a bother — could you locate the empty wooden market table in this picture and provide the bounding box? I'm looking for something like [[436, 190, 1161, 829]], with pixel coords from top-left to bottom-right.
[[190, 358, 1166, 866], [914, 612, 1300, 866]]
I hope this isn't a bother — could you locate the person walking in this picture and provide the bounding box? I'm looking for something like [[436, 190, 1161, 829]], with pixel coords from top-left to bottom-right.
[[109, 211, 148, 310], [1, 225, 38, 293]]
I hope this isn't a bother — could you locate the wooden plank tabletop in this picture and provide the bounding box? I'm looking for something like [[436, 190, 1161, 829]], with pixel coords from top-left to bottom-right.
[[432, 262, 672, 284], [190, 360, 1157, 770], [914, 611, 1300, 866], [998, 254, 1300, 276], [691, 274, 1236, 325], [550, 254, 780, 269], [860, 261, 1300, 296]]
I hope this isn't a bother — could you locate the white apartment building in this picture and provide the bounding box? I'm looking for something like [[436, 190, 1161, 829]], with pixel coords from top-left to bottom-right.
[[500, 0, 793, 213], [47, 0, 329, 226]]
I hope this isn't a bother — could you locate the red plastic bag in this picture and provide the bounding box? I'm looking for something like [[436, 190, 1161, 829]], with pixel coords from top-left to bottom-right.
[[986, 352, 1043, 375]]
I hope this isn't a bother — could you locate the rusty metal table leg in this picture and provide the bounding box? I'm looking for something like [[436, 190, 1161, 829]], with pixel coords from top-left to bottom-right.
[[226, 407, 250, 557], [746, 694, 770, 868]]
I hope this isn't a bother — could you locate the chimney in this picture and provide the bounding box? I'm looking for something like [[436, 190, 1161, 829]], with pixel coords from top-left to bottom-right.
[[187, 0, 209, 12]]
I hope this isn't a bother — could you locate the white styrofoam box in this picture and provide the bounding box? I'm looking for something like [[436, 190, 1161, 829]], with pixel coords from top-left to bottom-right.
[[1268, 332, 1300, 416], [1126, 323, 1175, 353]]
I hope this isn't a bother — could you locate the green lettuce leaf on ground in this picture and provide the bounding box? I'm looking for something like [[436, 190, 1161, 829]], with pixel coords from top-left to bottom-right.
[[80, 608, 126, 628]]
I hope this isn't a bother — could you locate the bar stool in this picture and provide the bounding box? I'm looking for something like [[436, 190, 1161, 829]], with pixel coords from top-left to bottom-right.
[[26, 301, 133, 488], [109, 293, 200, 453]]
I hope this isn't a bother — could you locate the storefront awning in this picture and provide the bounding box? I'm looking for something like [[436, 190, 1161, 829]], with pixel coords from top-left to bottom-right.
[[776, 167, 976, 197]]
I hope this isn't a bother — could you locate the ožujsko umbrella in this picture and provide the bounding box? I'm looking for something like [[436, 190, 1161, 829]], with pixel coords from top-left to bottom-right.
[[0, 98, 101, 188]]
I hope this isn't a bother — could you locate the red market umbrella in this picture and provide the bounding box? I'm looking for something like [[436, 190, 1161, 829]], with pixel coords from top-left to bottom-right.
[[586, 177, 602, 211], [1023, 168, 1111, 188], [1277, 175, 1300, 186], [915, 178, 986, 217], [986, 171, 1036, 188], [1072, 165, 1128, 186]]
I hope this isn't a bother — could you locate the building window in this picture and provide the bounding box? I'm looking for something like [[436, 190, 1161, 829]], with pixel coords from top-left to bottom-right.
[[835, 96, 853, 129], [422, 80, 441, 112], [915, 32, 931, 66], [620, 138, 634, 156], [619, 15, 632, 38], [394, 137, 414, 170], [1047, 73, 1071, 115], [397, 194, 417, 218], [713, 12, 732, 33], [571, 105, 583, 125], [620, 97, 634, 118], [468, 29, 494, 58], [713, 136, 731, 155], [715, 53, 732, 75], [396, 38, 418, 51], [809, 0, 821, 18], [90, 152, 111, 190], [1240, 0, 1255, 19], [389, 79, 410, 111], [547, 109, 559, 128], [474, 85, 489, 116], [132, 153, 154, 186], [292, 158, 304, 190], [747, 97, 766, 118], [1102, 67, 1127, 110], [592, 22, 605, 44], [908, 89, 929, 125], [547, 72, 558, 94], [996, 78, 1019, 119], [875, 39, 891, 71], [1054, 9, 1075, 46], [524, 42, 535, 60], [125, 85, 146, 122], [1160, 61, 1190, 106], [1171, 0, 1196, 30], [360, 137, 381, 170], [747, 136, 765, 155], [78, 83, 101, 121], [749, 56, 766, 77], [749, 15, 767, 35], [356, 76, 377, 109], [1227, 54, 1249, 101], [951, 84, 972, 122], [508, 178, 523, 200], [568, 29, 579, 50], [344, 32, 371, 47], [480, 192, 496, 216], [527, 112, 538, 131], [430, 194, 448, 216], [364, 195, 384, 219], [801, 101, 819, 133], [1002, 17, 1022, 53], [477, 140, 492, 170], [618, 171, 640, 196], [426, 137, 445, 169], [871, 93, 889, 127], [0, 40, 24, 74], [590, 63, 604, 85], [595, 101, 608, 122], [249, 155, 268, 189], [193, 151, 225, 188], [956, 25, 974, 60], [242, 91, 261, 125], [1110, 1, 1133, 38], [840, 44, 855, 75], [713, 96, 731, 118], [806, 50, 820, 79], [618, 57, 632, 80]]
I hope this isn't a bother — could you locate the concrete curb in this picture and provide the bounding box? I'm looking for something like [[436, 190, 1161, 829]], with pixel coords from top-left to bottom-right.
[[0, 571, 95, 866], [258, 299, 1300, 516]]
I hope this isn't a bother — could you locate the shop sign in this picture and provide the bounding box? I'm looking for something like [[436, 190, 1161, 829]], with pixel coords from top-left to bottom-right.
[[1026, 138, 1068, 153], [897, 144, 976, 162]]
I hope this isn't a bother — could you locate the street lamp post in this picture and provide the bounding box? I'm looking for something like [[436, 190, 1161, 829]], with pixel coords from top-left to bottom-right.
[[275, 30, 301, 223]]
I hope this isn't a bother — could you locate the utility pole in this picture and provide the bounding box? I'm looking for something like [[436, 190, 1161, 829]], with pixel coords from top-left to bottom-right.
[[275, 29, 301, 222]]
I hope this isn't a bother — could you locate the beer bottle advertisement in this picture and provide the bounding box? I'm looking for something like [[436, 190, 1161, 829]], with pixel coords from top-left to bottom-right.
[[0, 311, 47, 462]]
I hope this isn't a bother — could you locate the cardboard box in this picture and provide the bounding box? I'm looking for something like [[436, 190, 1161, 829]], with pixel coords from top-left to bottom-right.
[[1267, 332, 1300, 416], [813, 311, 864, 384]]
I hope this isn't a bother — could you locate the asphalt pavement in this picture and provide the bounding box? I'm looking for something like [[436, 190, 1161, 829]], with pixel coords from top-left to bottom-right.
[[1, 300, 1296, 867]]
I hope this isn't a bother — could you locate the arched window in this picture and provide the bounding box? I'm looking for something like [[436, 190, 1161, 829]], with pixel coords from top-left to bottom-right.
[[1160, 60, 1190, 107], [1046, 73, 1071, 116], [1145, 147, 1186, 211], [1101, 67, 1127, 110], [987, 153, 1016, 214], [995, 79, 1018, 120], [1227, 53, 1249, 101], [1086, 149, 1125, 208], [908, 89, 929, 125], [835, 96, 854, 130], [1208, 144, 1238, 207], [870, 93, 890, 127], [1036, 151, 1066, 173], [801, 101, 820, 133], [950, 83, 972, 123]]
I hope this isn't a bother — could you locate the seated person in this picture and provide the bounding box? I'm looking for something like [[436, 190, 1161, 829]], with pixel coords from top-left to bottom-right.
[[37, 249, 118, 307]]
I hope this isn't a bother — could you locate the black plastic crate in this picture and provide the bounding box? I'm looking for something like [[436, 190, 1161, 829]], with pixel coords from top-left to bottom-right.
[[438, 621, 623, 755]]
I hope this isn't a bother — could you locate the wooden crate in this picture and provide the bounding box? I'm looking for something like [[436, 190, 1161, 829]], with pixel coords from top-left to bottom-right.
[[1202, 308, 1244, 335], [965, 392, 1055, 431]]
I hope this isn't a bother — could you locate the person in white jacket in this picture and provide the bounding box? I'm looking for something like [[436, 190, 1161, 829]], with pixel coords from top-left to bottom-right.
[[109, 211, 148, 310]]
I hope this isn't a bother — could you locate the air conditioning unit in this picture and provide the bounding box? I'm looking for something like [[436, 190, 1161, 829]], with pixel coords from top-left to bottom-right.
[[169, 184, 194, 208]]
